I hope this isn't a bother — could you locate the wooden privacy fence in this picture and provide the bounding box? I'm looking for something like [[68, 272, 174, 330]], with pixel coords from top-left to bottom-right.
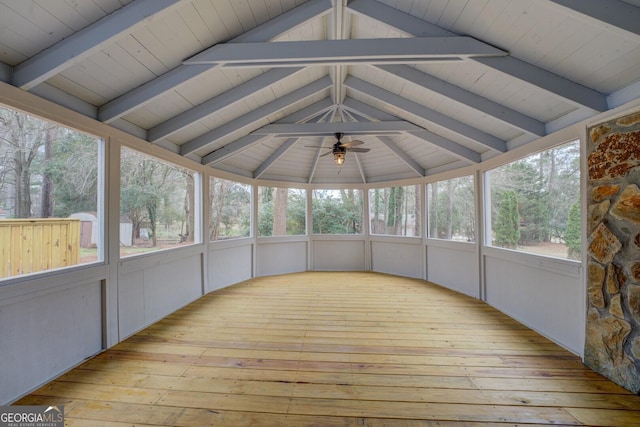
[[0, 218, 80, 279]]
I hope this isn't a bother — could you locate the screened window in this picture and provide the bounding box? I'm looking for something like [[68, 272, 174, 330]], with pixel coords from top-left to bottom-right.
[[209, 177, 251, 241], [120, 147, 198, 257], [369, 185, 421, 236], [486, 140, 581, 259], [312, 189, 364, 235], [0, 106, 103, 280], [428, 175, 476, 241], [257, 186, 306, 236]]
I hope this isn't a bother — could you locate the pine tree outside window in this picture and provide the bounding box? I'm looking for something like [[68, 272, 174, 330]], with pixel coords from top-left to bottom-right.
[[485, 140, 581, 260], [369, 185, 421, 237], [427, 175, 475, 242]]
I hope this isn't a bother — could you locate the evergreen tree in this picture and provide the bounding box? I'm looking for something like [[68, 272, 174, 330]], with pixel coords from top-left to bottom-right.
[[565, 201, 581, 260], [494, 190, 520, 248]]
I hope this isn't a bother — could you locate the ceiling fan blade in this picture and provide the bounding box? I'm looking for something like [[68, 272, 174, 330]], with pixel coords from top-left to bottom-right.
[[341, 139, 364, 148], [319, 150, 333, 157], [348, 147, 370, 153]]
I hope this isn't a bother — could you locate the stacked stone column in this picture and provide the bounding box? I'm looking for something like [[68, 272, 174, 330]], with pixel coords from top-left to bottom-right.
[[586, 111, 640, 393]]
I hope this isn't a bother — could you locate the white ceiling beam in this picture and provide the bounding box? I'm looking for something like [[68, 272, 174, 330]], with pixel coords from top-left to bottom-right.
[[549, 0, 640, 39], [375, 64, 546, 137], [252, 121, 424, 137], [189, 77, 331, 157], [148, 67, 304, 142], [344, 76, 506, 153], [348, 0, 608, 112], [12, 0, 182, 90], [98, 0, 332, 123], [377, 136, 425, 177], [183, 37, 507, 67]]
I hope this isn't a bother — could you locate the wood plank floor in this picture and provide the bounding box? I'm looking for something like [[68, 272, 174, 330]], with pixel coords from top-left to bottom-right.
[[16, 272, 640, 426]]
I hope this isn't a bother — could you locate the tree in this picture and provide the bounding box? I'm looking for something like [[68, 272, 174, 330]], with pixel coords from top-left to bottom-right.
[[387, 186, 404, 235], [44, 131, 98, 217], [0, 108, 55, 218], [509, 160, 549, 244], [565, 201, 581, 260], [120, 148, 185, 247], [312, 189, 362, 234], [273, 187, 288, 236], [494, 190, 520, 248], [413, 185, 421, 237], [40, 128, 55, 217]]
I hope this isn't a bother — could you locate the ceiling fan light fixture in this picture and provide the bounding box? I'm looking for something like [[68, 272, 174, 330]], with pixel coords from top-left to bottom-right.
[[333, 151, 345, 166]]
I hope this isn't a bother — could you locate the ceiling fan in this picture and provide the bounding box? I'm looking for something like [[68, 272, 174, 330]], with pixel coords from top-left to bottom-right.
[[320, 132, 370, 166]]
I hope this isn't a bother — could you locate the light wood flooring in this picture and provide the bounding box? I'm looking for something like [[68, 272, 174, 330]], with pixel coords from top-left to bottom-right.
[[16, 271, 640, 426]]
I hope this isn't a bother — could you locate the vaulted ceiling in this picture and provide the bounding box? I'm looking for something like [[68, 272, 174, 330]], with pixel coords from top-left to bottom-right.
[[1, 0, 639, 184]]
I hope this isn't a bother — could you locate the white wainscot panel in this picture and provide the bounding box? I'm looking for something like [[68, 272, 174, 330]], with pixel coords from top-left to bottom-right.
[[427, 241, 479, 298], [484, 249, 583, 355], [209, 241, 253, 292], [371, 239, 423, 279], [0, 279, 102, 404], [313, 239, 365, 271], [118, 249, 203, 339], [257, 240, 307, 276]]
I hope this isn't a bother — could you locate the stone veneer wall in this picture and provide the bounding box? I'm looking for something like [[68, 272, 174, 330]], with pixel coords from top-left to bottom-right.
[[586, 110, 640, 393]]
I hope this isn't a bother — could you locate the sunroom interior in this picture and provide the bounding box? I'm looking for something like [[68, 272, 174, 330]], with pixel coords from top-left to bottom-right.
[[1, 0, 640, 420]]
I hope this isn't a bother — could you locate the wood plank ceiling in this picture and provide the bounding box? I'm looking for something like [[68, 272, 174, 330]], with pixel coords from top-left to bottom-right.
[[1, 0, 639, 184]]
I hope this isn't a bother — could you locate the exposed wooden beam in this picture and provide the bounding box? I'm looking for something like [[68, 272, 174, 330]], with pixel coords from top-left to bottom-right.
[[348, 0, 608, 112], [354, 151, 367, 184], [347, 0, 455, 37], [254, 138, 299, 179], [182, 77, 331, 156], [410, 131, 480, 164], [0, 61, 12, 83], [473, 56, 608, 112], [341, 98, 398, 121], [183, 37, 506, 67], [375, 64, 546, 137], [204, 100, 333, 167], [252, 121, 424, 137], [201, 135, 268, 165], [329, 95, 477, 166], [202, 97, 331, 164], [377, 136, 425, 177], [256, 107, 335, 179], [277, 98, 335, 124], [344, 76, 506, 153], [549, 0, 640, 38], [340, 99, 446, 175], [148, 68, 304, 142], [12, 0, 181, 90], [98, 0, 332, 123]]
